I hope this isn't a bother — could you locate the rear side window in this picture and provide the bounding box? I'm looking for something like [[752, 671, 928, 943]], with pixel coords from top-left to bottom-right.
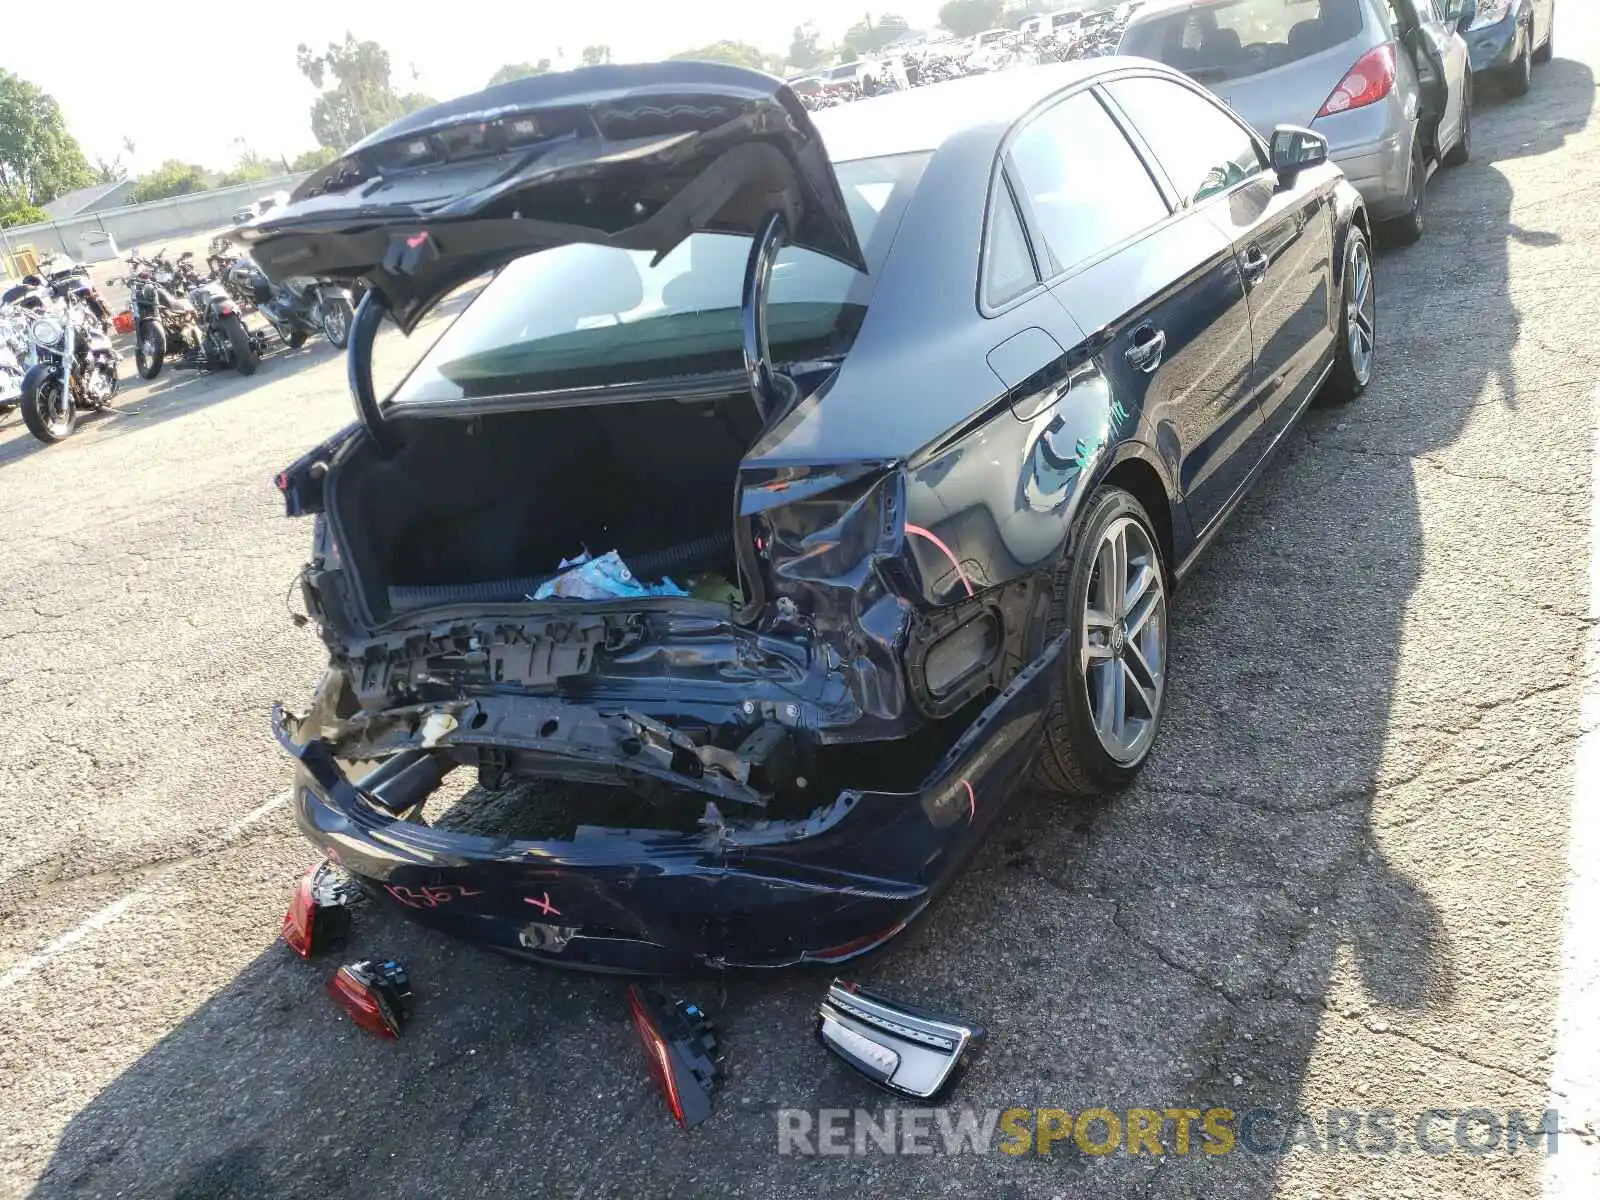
[[1120, 0, 1366, 85], [1008, 91, 1169, 276], [984, 180, 1039, 306], [1105, 76, 1267, 207]]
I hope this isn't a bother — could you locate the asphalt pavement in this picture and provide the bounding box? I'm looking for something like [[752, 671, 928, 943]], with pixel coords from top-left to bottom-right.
[[2, 17, 1599, 1199]]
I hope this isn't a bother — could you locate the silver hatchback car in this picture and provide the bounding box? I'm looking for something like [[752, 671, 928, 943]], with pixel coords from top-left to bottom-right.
[[1120, 0, 1475, 243]]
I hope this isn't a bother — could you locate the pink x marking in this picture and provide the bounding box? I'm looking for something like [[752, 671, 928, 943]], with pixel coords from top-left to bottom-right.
[[523, 891, 562, 917]]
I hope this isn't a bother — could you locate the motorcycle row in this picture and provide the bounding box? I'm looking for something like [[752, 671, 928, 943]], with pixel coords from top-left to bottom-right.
[[0, 239, 356, 446], [797, 18, 1129, 111]]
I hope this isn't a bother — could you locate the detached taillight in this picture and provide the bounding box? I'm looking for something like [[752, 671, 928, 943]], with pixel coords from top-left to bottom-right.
[[281, 861, 356, 958], [326, 959, 412, 1039], [626, 985, 721, 1128], [1318, 43, 1397, 117]]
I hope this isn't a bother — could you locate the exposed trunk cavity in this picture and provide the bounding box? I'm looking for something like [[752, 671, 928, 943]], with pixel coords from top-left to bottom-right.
[[329, 398, 760, 625]]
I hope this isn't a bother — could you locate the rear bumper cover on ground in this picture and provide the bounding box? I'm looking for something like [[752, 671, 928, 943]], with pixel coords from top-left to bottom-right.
[[274, 632, 1065, 974]]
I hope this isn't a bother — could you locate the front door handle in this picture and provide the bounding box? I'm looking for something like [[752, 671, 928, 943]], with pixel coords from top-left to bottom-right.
[[1125, 326, 1166, 373], [1242, 246, 1270, 286]]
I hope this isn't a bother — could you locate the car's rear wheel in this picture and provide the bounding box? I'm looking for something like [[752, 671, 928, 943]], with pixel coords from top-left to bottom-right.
[[1385, 144, 1426, 246], [1320, 225, 1376, 405], [1030, 487, 1169, 797], [1503, 24, 1533, 96]]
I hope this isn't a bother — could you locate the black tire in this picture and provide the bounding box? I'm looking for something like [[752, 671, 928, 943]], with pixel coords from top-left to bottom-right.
[[1443, 81, 1471, 167], [1533, 10, 1553, 64], [1384, 144, 1426, 246], [1029, 487, 1170, 798], [1503, 25, 1533, 96], [19, 366, 76, 444], [135, 320, 166, 380], [287, 330, 309, 350], [223, 313, 258, 376], [1319, 225, 1376, 406], [321, 299, 352, 349]]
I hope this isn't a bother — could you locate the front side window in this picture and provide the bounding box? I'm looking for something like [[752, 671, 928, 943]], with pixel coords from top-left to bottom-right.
[[1105, 76, 1267, 207], [1007, 90, 1170, 276], [390, 152, 929, 405]]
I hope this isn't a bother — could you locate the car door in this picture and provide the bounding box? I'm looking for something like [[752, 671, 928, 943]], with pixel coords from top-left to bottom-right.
[[1006, 87, 1261, 535], [1392, 0, 1465, 156], [1103, 74, 1335, 445]]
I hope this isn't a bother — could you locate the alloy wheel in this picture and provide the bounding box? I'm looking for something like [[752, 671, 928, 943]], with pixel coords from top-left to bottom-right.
[[1080, 516, 1166, 764], [1346, 238, 1375, 387], [38, 380, 72, 437]]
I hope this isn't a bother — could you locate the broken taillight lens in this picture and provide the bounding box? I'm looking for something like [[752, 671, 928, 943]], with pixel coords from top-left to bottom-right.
[[281, 861, 357, 958], [626, 985, 721, 1128], [326, 959, 412, 1039]]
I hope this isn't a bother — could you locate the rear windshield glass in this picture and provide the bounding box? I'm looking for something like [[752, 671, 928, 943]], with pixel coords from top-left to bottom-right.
[[390, 151, 929, 405], [1121, 0, 1365, 84]]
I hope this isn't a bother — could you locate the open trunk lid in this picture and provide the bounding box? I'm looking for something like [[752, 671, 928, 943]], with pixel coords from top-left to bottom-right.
[[238, 62, 866, 332]]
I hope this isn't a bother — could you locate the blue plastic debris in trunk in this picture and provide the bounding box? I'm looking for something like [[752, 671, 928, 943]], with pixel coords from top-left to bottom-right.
[[531, 550, 689, 601]]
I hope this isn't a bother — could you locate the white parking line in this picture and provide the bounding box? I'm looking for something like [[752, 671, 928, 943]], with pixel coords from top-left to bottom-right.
[[216, 789, 292, 846], [0, 893, 150, 994], [1543, 384, 1600, 1196], [0, 789, 293, 997]]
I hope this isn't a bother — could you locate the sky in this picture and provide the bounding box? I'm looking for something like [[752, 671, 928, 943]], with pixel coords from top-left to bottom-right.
[[2, 1, 950, 175]]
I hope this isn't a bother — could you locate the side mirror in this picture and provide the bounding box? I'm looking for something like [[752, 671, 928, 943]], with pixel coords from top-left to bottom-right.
[[1444, 0, 1477, 33], [1269, 125, 1330, 185]]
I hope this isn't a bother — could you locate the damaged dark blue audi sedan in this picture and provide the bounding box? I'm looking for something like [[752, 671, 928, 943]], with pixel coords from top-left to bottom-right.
[[246, 57, 1375, 974]]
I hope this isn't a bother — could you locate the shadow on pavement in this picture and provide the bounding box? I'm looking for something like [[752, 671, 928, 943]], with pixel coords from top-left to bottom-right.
[[0, 336, 343, 473], [32, 59, 1594, 1200]]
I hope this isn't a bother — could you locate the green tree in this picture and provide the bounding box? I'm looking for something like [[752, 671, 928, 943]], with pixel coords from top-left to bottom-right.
[[670, 41, 770, 71], [0, 70, 95, 206], [488, 60, 552, 87], [843, 13, 911, 57], [938, 0, 1005, 37], [580, 44, 612, 66], [297, 35, 436, 152], [128, 161, 208, 205], [787, 23, 829, 71], [218, 140, 277, 187], [290, 146, 338, 172], [1002, 0, 1054, 19], [93, 155, 127, 184], [0, 193, 48, 228]]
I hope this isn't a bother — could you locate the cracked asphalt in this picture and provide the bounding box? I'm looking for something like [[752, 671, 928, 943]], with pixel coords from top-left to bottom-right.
[[2, 18, 1598, 1200]]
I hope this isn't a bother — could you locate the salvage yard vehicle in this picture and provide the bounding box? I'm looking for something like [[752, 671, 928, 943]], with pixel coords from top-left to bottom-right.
[[118, 250, 261, 378], [1463, 0, 1555, 96], [17, 297, 120, 443], [246, 60, 1373, 973], [1120, 0, 1474, 244]]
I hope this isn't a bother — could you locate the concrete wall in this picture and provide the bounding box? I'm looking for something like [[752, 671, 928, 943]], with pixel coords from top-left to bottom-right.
[[0, 172, 311, 272]]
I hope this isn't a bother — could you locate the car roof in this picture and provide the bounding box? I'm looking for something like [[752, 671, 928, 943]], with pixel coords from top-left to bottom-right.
[[812, 59, 1129, 162]]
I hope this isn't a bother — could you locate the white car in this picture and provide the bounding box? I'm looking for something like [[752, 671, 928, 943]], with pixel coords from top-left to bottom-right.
[[232, 191, 291, 227]]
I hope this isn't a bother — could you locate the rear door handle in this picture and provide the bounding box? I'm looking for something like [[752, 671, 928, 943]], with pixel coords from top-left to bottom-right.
[[1242, 246, 1270, 286], [1125, 325, 1166, 373]]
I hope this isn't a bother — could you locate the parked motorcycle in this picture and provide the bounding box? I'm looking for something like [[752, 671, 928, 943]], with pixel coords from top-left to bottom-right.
[[38, 254, 114, 331], [18, 299, 120, 443], [0, 307, 31, 415], [223, 251, 355, 349], [117, 250, 260, 378]]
